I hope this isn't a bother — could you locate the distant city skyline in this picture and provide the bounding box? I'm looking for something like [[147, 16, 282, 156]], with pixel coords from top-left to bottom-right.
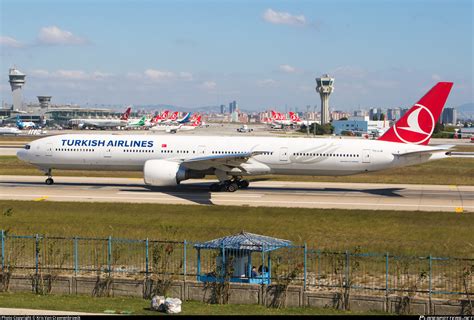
[[0, 0, 472, 111]]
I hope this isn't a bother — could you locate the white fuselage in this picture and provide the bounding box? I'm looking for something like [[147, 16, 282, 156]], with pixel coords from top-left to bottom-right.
[[72, 119, 128, 128], [0, 127, 21, 135], [17, 134, 446, 177]]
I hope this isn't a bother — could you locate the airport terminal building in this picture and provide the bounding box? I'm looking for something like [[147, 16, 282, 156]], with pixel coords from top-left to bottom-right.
[[332, 116, 391, 135]]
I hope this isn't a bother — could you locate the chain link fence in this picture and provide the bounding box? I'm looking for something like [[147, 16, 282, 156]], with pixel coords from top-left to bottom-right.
[[0, 231, 472, 299]]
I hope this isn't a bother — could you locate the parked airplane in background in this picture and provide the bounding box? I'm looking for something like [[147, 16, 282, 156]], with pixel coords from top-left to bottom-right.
[[72, 107, 131, 130], [126, 116, 147, 128], [0, 126, 21, 135], [152, 110, 171, 125], [270, 111, 293, 126], [150, 116, 202, 133], [18, 82, 471, 193], [176, 112, 191, 124], [163, 111, 179, 123], [288, 112, 318, 126], [16, 116, 37, 129]]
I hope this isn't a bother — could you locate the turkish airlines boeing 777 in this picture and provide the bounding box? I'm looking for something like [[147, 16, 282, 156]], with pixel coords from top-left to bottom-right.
[[17, 82, 465, 192]]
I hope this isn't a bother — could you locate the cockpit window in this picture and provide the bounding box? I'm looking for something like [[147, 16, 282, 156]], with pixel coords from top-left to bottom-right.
[[24, 144, 31, 150]]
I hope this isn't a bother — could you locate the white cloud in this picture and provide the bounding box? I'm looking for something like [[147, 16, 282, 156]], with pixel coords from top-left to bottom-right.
[[431, 74, 442, 81], [201, 81, 217, 90], [257, 79, 277, 87], [126, 72, 141, 80], [55, 70, 89, 80], [279, 64, 296, 73], [30, 69, 50, 78], [179, 72, 193, 81], [0, 36, 24, 48], [263, 8, 306, 26], [38, 26, 87, 45], [91, 71, 113, 79], [30, 69, 111, 81], [144, 69, 193, 82], [144, 69, 175, 81]]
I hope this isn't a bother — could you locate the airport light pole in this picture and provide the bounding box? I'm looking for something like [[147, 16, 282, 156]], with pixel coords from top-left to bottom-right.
[[306, 105, 310, 137]]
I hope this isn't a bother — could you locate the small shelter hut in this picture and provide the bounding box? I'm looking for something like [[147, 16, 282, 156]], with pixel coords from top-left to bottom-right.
[[194, 231, 292, 284]]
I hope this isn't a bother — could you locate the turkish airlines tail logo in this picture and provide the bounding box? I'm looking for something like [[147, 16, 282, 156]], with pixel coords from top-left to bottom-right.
[[120, 107, 132, 120], [289, 112, 300, 122], [192, 116, 202, 126], [169, 112, 178, 121], [161, 110, 170, 119], [378, 82, 453, 145]]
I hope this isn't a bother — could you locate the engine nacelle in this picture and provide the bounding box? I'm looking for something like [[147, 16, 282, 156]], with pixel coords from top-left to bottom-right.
[[143, 159, 187, 186]]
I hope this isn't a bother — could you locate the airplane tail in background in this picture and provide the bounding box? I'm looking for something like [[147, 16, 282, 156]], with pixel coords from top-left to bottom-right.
[[178, 112, 191, 123], [191, 115, 202, 126], [120, 106, 132, 120], [16, 115, 23, 128], [271, 111, 278, 120], [161, 110, 170, 119], [150, 115, 161, 124], [168, 112, 179, 121], [378, 82, 453, 145], [138, 116, 146, 126], [289, 112, 301, 122]]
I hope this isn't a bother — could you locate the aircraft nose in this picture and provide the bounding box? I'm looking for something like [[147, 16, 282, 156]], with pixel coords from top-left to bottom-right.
[[17, 149, 28, 162]]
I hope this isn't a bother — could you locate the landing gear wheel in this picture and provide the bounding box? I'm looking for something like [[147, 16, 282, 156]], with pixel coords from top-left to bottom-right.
[[238, 180, 249, 189], [226, 182, 238, 192], [45, 178, 54, 185]]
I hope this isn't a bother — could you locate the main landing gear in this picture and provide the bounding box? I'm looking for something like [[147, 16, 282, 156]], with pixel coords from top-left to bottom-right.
[[43, 169, 54, 185], [209, 178, 250, 192]]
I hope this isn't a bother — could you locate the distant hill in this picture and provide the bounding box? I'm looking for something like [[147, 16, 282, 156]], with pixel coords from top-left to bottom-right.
[[456, 103, 474, 120]]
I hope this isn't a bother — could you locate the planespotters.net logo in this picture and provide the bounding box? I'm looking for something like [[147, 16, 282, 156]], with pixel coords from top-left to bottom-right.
[[393, 104, 435, 145]]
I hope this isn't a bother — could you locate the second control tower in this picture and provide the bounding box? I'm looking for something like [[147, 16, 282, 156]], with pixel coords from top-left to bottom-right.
[[315, 74, 334, 125], [9, 67, 26, 111]]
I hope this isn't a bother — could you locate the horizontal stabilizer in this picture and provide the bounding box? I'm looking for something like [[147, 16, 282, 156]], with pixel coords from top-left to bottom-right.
[[392, 145, 454, 156]]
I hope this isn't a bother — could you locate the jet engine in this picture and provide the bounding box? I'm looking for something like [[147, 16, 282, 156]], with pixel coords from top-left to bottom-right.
[[143, 159, 187, 186]]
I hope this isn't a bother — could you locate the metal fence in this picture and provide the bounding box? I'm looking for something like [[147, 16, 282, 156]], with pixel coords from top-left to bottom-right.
[[0, 231, 472, 299]]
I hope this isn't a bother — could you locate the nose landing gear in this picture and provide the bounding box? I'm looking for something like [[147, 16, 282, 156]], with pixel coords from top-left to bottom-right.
[[43, 169, 54, 185]]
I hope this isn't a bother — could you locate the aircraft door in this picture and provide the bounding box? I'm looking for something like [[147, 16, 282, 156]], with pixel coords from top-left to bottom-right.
[[104, 148, 112, 158], [197, 145, 206, 155], [279, 147, 289, 162], [45, 143, 53, 157], [362, 149, 371, 163]]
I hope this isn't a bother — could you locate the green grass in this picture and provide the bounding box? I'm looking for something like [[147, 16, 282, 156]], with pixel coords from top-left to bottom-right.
[[0, 292, 387, 315], [2, 144, 473, 184], [1, 200, 473, 257]]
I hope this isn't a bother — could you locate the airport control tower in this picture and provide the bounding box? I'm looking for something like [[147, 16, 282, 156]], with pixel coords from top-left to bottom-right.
[[37, 96, 52, 109], [9, 67, 26, 111], [315, 74, 334, 125]]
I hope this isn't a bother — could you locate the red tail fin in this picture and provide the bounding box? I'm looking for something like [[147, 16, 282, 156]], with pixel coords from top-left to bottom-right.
[[289, 112, 300, 122], [378, 82, 453, 145], [120, 107, 131, 120], [192, 116, 202, 126], [169, 111, 178, 121], [271, 110, 278, 120], [161, 110, 170, 119]]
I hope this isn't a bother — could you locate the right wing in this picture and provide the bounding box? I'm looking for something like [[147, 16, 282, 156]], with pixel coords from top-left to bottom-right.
[[179, 151, 271, 173]]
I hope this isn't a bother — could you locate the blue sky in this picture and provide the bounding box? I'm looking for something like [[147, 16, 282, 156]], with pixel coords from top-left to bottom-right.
[[0, 0, 472, 111]]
